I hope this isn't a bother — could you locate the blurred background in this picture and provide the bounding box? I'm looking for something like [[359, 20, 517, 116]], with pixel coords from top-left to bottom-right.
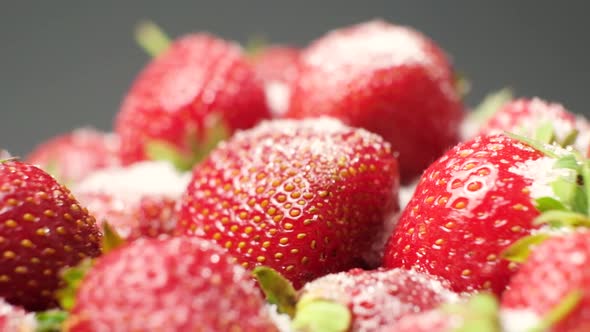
[[1, 0, 588, 155]]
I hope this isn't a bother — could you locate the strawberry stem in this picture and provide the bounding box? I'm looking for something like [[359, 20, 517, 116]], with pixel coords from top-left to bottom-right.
[[134, 20, 171, 57]]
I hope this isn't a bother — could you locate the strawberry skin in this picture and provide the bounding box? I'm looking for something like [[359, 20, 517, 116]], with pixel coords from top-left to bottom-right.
[[383, 134, 550, 295], [287, 20, 465, 182], [26, 128, 120, 184], [478, 98, 590, 154], [501, 231, 590, 332], [116, 33, 270, 166], [250, 46, 301, 117], [0, 160, 101, 310], [298, 268, 458, 331], [178, 118, 400, 287], [0, 298, 36, 331], [67, 237, 278, 331]]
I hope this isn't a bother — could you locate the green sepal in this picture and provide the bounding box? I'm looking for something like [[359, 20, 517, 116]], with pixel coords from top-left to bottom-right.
[[102, 222, 126, 254], [252, 266, 297, 317], [582, 161, 590, 216], [134, 20, 171, 57], [245, 35, 268, 58], [553, 154, 581, 171], [291, 297, 351, 332], [56, 258, 94, 311], [534, 121, 555, 144], [560, 129, 580, 148], [145, 118, 229, 172], [454, 71, 471, 99], [528, 290, 583, 332], [504, 132, 560, 159], [440, 293, 500, 332], [469, 88, 513, 124], [35, 310, 68, 332], [0, 156, 18, 163], [550, 178, 578, 209], [534, 197, 567, 213], [501, 233, 551, 263], [534, 210, 590, 228]]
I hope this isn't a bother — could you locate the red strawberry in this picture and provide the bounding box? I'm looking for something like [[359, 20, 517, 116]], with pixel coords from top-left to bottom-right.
[[0, 298, 37, 331], [477, 98, 590, 153], [66, 237, 278, 331], [178, 118, 400, 287], [250, 46, 301, 117], [287, 20, 465, 182], [501, 231, 590, 332], [291, 268, 458, 332], [0, 160, 101, 310], [116, 24, 270, 168], [382, 134, 570, 295], [74, 161, 190, 240], [25, 128, 120, 185]]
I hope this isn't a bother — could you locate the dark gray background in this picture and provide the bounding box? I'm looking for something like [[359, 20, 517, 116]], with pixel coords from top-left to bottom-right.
[[1, 1, 588, 156]]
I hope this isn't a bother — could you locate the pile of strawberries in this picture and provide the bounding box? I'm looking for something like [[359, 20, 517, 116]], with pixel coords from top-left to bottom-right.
[[2, 19, 590, 332]]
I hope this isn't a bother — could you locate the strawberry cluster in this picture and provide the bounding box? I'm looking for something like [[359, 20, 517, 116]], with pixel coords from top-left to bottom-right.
[[1, 19, 590, 332]]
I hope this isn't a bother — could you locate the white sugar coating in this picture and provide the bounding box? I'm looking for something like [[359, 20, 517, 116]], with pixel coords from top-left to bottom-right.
[[301, 268, 459, 331], [75, 161, 191, 201], [304, 20, 434, 75], [399, 180, 419, 210], [459, 116, 480, 141], [265, 304, 292, 332], [265, 81, 291, 117], [574, 114, 590, 154], [508, 155, 577, 200], [500, 309, 541, 332], [0, 298, 36, 331]]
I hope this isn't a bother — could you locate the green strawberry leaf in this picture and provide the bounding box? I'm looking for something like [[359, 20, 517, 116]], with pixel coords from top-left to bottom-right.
[[528, 290, 582, 332], [253, 266, 297, 317], [134, 20, 171, 57], [35, 310, 68, 332], [469, 88, 513, 123], [440, 293, 500, 332], [533, 121, 555, 144], [534, 210, 590, 228], [292, 298, 351, 332], [56, 258, 94, 311], [501, 233, 551, 263], [535, 197, 567, 213], [102, 222, 126, 254]]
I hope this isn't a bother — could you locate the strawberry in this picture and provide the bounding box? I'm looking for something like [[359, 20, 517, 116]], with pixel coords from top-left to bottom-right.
[[178, 117, 400, 287], [382, 134, 574, 295], [25, 128, 120, 185], [0, 160, 101, 310], [477, 97, 590, 154], [0, 298, 37, 331], [290, 268, 458, 332], [286, 19, 465, 182], [65, 237, 278, 331], [501, 231, 590, 332], [250, 46, 301, 117], [73, 161, 190, 240], [116, 23, 270, 169]]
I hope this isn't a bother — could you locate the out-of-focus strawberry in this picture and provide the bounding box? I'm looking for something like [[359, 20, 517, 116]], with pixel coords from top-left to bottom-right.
[[65, 237, 278, 331], [116, 22, 270, 169], [25, 128, 120, 185], [287, 20, 465, 182]]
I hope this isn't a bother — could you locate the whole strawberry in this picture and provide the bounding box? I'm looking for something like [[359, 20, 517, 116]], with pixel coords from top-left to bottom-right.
[[287, 20, 465, 182], [26, 128, 120, 185], [116, 23, 270, 168], [178, 118, 400, 287], [250, 46, 301, 117], [501, 231, 590, 332], [66, 237, 278, 331], [292, 268, 458, 332], [74, 161, 190, 240], [383, 134, 570, 295], [0, 160, 101, 310], [477, 98, 590, 154]]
